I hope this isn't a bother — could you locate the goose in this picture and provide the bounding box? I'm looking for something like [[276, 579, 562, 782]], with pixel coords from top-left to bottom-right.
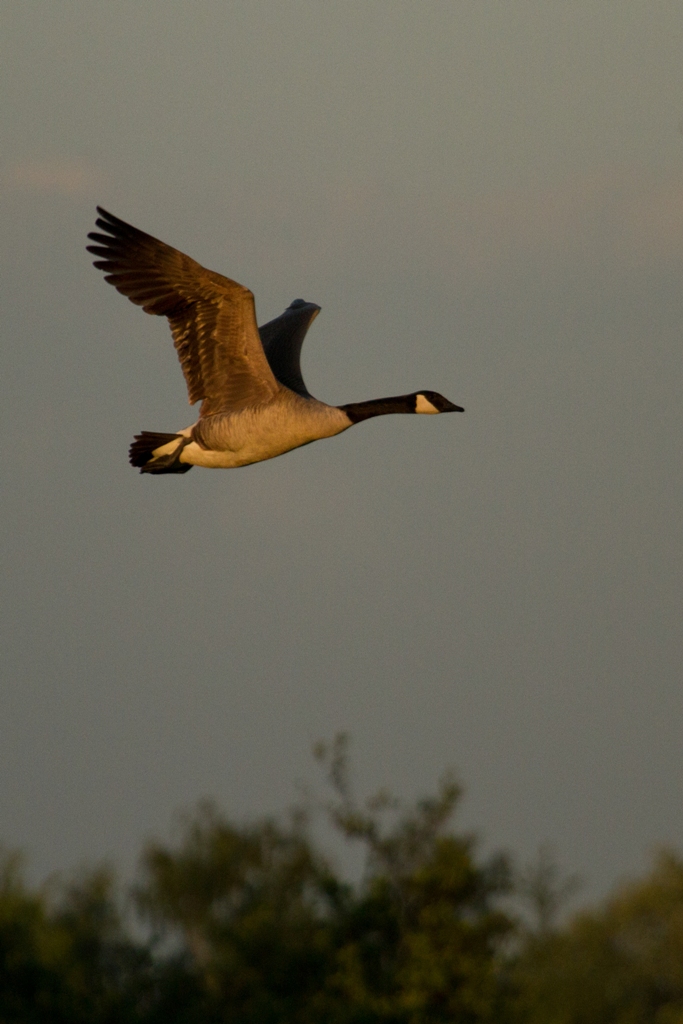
[[87, 207, 463, 474]]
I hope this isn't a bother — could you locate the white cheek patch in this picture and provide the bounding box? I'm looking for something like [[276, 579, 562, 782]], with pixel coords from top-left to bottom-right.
[[415, 393, 440, 414]]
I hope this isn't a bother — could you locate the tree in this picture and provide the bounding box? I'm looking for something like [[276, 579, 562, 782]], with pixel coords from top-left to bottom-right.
[[0, 737, 535, 1022], [509, 849, 683, 1024], [312, 734, 513, 1023], [135, 800, 333, 1023], [0, 849, 148, 1024], [132, 735, 513, 1023]]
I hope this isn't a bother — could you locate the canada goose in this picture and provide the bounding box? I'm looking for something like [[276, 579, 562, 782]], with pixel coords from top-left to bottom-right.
[[87, 208, 463, 474]]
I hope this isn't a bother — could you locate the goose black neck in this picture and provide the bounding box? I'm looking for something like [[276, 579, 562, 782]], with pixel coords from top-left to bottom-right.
[[340, 394, 417, 423]]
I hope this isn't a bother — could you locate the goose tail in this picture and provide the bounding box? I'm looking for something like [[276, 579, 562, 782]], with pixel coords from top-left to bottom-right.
[[129, 432, 193, 474]]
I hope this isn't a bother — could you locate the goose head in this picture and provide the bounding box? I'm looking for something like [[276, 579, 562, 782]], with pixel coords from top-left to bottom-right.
[[414, 390, 463, 414]]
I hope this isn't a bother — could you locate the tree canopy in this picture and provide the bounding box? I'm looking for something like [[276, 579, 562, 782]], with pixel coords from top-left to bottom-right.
[[2, 738, 682, 1023]]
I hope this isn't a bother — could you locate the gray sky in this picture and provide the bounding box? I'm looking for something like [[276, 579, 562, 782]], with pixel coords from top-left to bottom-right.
[[2, 1, 683, 903]]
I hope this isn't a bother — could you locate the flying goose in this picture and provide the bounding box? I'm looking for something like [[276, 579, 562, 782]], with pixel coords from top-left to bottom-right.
[[87, 207, 463, 474]]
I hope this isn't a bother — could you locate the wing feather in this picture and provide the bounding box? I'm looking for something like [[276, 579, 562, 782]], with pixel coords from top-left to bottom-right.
[[87, 207, 279, 413], [258, 299, 320, 399]]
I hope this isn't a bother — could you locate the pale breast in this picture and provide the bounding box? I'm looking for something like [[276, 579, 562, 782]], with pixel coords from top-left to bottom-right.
[[181, 395, 352, 468]]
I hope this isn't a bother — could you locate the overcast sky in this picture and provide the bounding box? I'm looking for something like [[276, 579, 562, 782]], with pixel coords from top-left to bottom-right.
[[2, 2, 683, 903]]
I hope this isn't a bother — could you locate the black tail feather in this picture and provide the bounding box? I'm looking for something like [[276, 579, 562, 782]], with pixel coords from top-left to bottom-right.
[[129, 432, 193, 474]]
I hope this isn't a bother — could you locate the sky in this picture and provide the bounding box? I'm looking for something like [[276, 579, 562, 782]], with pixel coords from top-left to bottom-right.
[[2, 1, 683, 906]]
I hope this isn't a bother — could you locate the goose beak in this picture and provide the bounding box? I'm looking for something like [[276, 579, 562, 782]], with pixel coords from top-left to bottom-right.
[[415, 391, 465, 414]]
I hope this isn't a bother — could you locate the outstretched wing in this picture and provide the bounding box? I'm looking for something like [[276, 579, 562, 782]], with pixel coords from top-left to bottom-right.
[[258, 299, 320, 399], [87, 207, 279, 415]]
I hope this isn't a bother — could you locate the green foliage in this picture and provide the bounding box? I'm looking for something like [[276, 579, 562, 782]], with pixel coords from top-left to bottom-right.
[[0, 850, 148, 1023], [509, 849, 683, 1024], [0, 737, 513, 1022], [8, 739, 683, 1023], [313, 734, 512, 1023], [135, 800, 334, 1023], [130, 737, 511, 1022]]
